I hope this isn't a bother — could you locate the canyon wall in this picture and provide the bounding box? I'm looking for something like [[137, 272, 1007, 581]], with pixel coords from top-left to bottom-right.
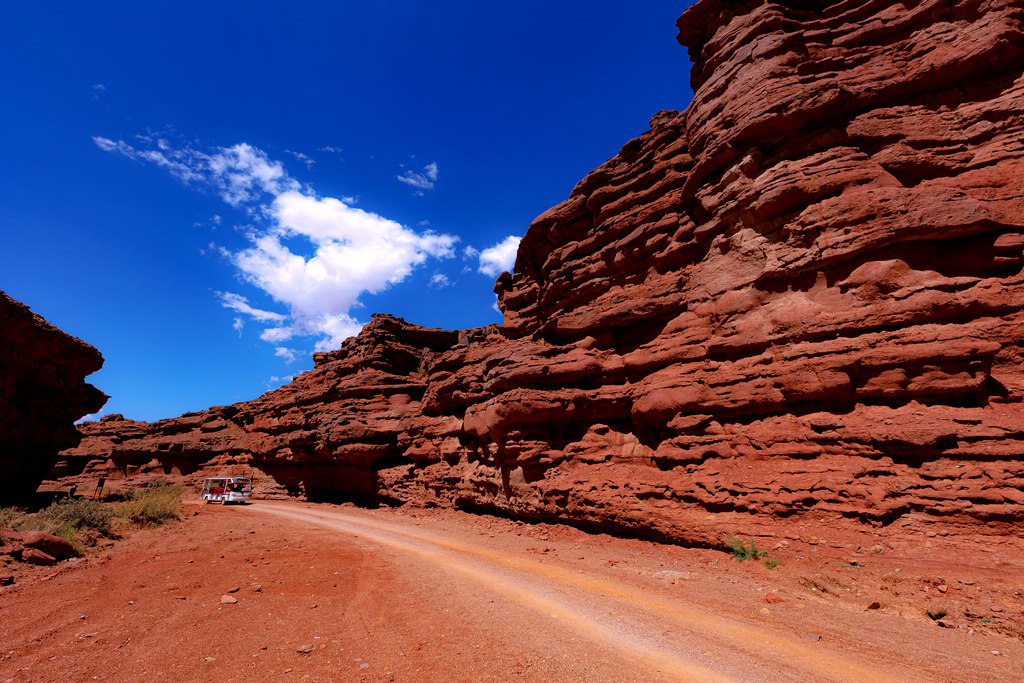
[[0, 290, 107, 501], [60, 0, 1024, 544]]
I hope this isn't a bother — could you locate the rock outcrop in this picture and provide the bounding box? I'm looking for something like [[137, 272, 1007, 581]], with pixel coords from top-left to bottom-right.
[[1, 290, 107, 501], [60, 0, 1024, 545]]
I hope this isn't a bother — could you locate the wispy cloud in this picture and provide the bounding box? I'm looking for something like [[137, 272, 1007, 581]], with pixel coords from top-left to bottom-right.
[[397, 161, 439, 195], [93, 136, 298, 208], [477, 235, 521, 277], [285, 149, 315, 169], [216, 291, 287, 323], [96, 135, 459, 354]]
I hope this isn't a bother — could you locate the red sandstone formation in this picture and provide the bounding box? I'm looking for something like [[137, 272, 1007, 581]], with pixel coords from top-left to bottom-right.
[[1, 290, 107, 501], [59, 0, 1024, 545]]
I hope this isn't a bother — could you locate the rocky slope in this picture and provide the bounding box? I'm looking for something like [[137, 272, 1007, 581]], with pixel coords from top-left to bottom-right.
[[1, 290, 107, 501], [59, 0, 1024, 545]]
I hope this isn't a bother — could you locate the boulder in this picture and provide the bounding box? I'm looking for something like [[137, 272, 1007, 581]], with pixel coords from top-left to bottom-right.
[[4, 530, 77, 560], [20, 547, 57, 566]]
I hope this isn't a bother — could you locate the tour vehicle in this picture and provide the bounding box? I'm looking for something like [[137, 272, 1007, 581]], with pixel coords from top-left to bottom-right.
[[201, 477, 253, 504]]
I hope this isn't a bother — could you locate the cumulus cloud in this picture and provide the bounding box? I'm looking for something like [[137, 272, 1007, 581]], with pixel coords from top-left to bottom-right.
[[429, 273, 451, 289], [397, 161, 439, 195], [478, 235, 521, 277], [96, 135, 459, 355]]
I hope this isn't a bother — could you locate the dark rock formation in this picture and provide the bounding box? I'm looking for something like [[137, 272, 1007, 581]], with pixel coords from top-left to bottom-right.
[[1, 290, 107, 501], [60, 0, 1024, 544]]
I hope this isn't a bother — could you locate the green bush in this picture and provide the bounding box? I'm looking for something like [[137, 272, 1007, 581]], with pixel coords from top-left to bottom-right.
[[116, 484, 183, 527], [764, 557, 781, 570], [726, 536, 767, 561]]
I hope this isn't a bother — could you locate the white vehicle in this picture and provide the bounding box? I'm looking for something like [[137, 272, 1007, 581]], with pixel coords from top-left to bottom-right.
[[201, 477, 252, 504]]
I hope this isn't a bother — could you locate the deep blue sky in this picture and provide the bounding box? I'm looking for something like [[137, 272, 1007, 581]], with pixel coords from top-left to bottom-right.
[[1, 1, 695, 421]]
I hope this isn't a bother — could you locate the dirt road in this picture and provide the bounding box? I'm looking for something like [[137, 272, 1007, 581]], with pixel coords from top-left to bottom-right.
[[1, 500, 1021, 681]]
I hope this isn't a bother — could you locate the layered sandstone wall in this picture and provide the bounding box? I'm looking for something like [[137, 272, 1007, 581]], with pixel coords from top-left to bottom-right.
[[1, 290, 107, 501], [60, 0, 1024, 544]]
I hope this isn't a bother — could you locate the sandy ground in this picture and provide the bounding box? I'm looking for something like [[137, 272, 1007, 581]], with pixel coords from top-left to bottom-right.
[[1, 499, 1022, 682]]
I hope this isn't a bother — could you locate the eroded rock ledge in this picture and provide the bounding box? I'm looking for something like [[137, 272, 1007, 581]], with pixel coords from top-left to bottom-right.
[[60, 0, 1024, 545], [1, 290, 107, 501]]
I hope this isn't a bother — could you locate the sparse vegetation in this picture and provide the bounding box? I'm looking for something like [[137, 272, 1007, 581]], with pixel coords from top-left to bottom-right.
[[0, 506, 26, 530], [115, 482, 184, 527], [17, 498, 116, 539], [764, 557, 781, 570], [726, 536, 767, 561]]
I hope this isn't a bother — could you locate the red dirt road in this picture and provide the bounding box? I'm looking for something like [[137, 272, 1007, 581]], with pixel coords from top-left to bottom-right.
[[1, 500, 1022, 681]]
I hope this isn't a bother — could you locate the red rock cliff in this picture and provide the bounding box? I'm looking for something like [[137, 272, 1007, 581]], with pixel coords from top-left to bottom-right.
[[1, 290, 108, 501], [62, 0, 1024, 544]]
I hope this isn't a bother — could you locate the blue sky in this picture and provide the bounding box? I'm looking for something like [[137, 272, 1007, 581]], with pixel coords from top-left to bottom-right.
[[1, 1, 694, 421]]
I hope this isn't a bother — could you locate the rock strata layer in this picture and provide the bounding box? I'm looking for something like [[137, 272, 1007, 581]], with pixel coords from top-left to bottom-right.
[[1, 290, 107, 501], [60, 0, 1024, 545]]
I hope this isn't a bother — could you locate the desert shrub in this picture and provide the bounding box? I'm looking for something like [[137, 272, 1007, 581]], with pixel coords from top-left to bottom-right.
[[764, 557, 781, 570], [0, 506, 26, 530], [12, 498, 115, 546], [726, 536, 767, 561], [102, 489, 138, 502], [116, 483, 183, 527], [38, 498, 114, 536]]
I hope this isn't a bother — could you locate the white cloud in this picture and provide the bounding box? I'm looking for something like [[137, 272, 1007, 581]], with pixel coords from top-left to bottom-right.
[[285, 149, 315, 169], [96, 134, 459, 353], [259, 326, 295, 343], [478, 235, 521, 277], [216, 291, 287, 323], [397, 161, 439, 195], [274, 346, 299, 363], [92, 137, 298, 207], [232, 317, 244, 336], [318, 146, 343, 156], [429, 273, 451, 289], [76, 409, 107, 424]]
